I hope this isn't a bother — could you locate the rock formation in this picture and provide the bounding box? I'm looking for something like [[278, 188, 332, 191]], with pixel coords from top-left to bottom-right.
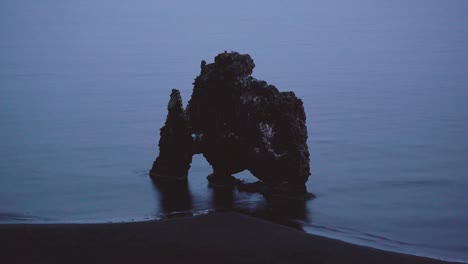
[[150, 51, 312, 200], [150, 89, 193, 180]]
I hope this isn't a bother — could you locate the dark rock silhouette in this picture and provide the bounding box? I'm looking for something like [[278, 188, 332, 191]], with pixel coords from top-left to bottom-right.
[[151, 51, 312, 200], [150, 89, 193, 180]]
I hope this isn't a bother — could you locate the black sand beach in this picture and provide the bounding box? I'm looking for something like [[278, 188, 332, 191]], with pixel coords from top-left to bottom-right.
[[0, 212, 459, 264]]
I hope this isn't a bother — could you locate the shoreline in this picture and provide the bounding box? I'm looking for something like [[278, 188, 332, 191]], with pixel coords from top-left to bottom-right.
[[0, 212, 462, 264]]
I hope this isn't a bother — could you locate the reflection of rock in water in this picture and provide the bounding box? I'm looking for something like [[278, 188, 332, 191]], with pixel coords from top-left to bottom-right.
[[151, 179, 192, 214], [210, 186, 234, 210], [266, 198, 308, 220]]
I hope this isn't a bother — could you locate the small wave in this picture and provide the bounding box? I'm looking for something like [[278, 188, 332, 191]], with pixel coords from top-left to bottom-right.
[[303, 223, 468, 263], [376, 179, 453, 189], [133, 169, 150, 177], [158, 209, 215, 220], [305, 223, 413, 246], [306, 223, 349, 234], [0, 212, 53, 223], [360, 232, 413, 246]]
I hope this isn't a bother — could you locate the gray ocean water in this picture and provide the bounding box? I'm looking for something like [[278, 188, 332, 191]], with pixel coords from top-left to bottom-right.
[[1, 0, 467, 262]]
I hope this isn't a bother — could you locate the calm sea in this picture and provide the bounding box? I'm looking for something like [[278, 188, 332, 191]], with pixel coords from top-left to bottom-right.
[[1, 0, 467, 262]]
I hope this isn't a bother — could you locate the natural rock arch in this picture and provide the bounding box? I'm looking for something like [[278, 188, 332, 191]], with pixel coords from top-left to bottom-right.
[[150, 52, 312, 200]]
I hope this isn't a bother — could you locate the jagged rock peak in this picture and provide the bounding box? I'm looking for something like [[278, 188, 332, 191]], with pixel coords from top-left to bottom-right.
[[167, 89, 183, 112]]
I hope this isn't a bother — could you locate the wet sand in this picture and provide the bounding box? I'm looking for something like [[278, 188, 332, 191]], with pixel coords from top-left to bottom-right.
[[0, 212, 460, 264]]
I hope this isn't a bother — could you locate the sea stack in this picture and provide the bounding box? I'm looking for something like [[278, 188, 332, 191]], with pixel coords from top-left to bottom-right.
[[151, 51, 312, 200]]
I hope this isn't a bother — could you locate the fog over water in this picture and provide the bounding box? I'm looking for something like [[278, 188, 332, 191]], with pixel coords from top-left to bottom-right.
[[1, 0, 467, 262]]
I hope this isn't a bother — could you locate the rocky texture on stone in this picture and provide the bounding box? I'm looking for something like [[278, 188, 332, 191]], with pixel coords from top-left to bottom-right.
[[150, 89, 193, 180], [150, 51, 312, 200]]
